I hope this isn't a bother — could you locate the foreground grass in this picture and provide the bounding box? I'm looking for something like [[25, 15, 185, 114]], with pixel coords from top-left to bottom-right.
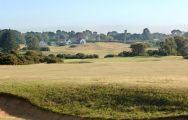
[[0, 57, 188, 119], [0, 84, 188, 119]]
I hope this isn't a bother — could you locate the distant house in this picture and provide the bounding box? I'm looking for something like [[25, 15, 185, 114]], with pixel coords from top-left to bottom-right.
[[80, 39, 86, 45], [65, 39, 72, 45], [39, 41, 47, 48]]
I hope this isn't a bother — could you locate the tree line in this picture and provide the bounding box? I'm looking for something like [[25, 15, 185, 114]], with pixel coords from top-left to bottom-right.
[[105, 36, 188, 58]]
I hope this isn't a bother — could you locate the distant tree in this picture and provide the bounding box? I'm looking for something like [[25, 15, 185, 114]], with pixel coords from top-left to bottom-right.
[[159, 38, 177, 56], [75, 32, 84, 40], [68, 31, 76, 38], [99, 34, 113, 41], [171, 29, 183, 36], [25, 34, 39, 50], [13, 30, 25, 44], [128, 34, 143, 40], [130, 43, 147, 56], [142, 28, 152, 40], [0, 29, 18, 52], [174, 36, 188, 56]]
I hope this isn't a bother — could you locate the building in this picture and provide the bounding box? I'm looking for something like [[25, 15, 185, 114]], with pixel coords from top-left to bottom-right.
[[39, 41, 47, 48], [65, 39, 72, 45], [80, 39, 86, 45]]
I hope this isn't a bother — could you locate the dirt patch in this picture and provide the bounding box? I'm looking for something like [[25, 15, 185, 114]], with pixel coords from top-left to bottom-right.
[[0, 93, 85, 120]]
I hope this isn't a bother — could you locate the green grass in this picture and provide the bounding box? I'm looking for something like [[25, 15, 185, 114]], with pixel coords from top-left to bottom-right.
[[0, 83, 188, 120]]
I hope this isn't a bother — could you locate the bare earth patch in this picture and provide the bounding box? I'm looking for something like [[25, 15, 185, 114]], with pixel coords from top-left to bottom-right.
[[0, 93, 84, 120]]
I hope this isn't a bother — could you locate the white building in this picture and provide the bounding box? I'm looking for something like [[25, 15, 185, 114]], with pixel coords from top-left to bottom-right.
[[65, 39, 72, 45], [39, 41, 47, 48], [80, 39, 86, 45]]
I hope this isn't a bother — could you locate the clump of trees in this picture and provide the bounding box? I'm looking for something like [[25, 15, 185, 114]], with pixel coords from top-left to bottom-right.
[[118, 43, 148, 57], [57, 53, 99, 59], [105, 36, 188, 58], [156, 36, 188, 57]]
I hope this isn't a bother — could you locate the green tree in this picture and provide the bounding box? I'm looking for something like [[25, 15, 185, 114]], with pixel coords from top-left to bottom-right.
[[159, 38, 177, 56], [130, 43, 147, 56], [0, 30, 18, 52], [174, 36, 188, 56], [25, 34, 39, 50], [142, 28, 152, 40]]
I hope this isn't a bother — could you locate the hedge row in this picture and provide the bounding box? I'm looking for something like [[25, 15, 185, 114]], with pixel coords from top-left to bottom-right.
[[0, 51, 62, 65], [104, 50, 169, 58], [56, 53, 99, 59]]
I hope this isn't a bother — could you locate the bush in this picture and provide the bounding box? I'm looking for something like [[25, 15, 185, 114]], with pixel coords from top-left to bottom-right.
[[104, 54, 118, 58], [69, 45, 77, 48], [183, 55, 188, 59], [0, 51, 62, 65], [0, 54, 19, 65], [147, 50, 160, 56], [56, 53, 99, 59], [130, 43, 147, 56], [118, 51, 136, 57], [45, 55, 63, 64], [40, 47, 50, 51], [25, 51, 44, 63]]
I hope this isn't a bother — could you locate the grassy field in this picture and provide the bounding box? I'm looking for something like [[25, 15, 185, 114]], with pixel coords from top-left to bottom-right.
[[0, 56, 188, 119], [44, 42, 130, 58]]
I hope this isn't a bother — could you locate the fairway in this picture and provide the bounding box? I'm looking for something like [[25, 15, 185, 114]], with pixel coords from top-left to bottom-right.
[[0, 57, 188, 88], [0, 57, 188, 119]]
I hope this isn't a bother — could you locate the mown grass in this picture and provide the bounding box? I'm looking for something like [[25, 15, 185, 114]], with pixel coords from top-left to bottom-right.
[[0, 57, 188, 119]]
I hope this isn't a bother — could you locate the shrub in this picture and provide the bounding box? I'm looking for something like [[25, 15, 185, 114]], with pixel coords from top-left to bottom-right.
[[25, 51, 44, 63], [45, 55, 63, 64], [147, 50, 160, 56], [118, 51, 135, 57], [0, 51, 62, 65], [56, 53, 99, 59], [0, 54, 19, 65], [104, 54, 118, 58], [40, 47, 50, 51], [69, 45, 77, 48], [183, 55, 188, 59], [130, 43, 147, 56]]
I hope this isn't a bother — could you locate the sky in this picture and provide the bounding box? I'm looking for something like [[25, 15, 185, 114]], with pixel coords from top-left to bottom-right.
[[1, 0, 188, 33]]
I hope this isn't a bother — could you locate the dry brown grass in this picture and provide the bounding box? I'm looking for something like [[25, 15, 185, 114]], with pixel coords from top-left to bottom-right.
[[0, 57, 188, 119], [0, 57, 188, 90], [46, 42, 130, 57]]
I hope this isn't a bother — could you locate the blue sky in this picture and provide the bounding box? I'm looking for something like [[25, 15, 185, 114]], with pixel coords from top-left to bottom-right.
[[1, 0, 188, 33]]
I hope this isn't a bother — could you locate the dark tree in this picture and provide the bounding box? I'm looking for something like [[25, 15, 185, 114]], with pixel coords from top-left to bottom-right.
[[174, 36, 188, 56], [142, 28, 152, 40], [25, 34, 39, 50], [0, 29, 18, 52], [130, 43, 147, 56], [159, 38, 177, 56]]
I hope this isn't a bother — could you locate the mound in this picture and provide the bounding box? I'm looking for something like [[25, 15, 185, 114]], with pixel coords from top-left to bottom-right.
[[0, 93, 84, 120]]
